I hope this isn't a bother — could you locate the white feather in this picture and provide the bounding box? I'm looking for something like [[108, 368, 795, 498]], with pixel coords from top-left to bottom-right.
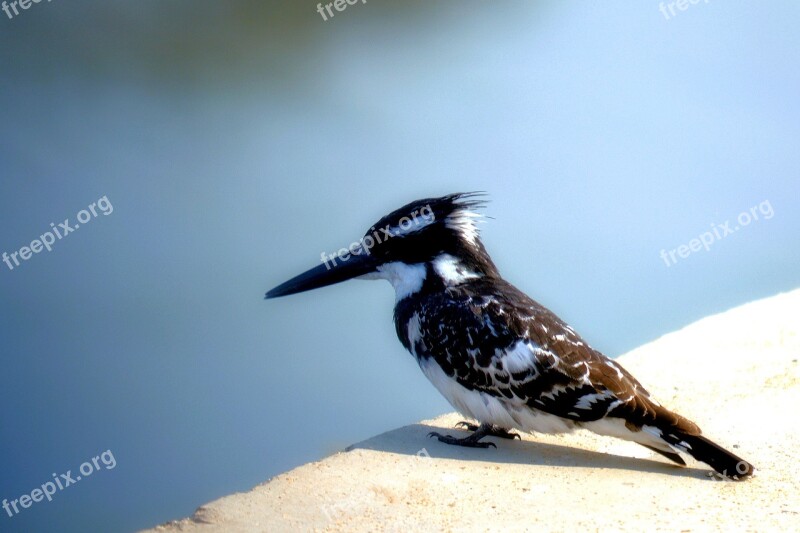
[[418, 358, 576, 434], [358, 261, 426, 302], [432, 254, 482, 285], [445, 209, 483, 246]]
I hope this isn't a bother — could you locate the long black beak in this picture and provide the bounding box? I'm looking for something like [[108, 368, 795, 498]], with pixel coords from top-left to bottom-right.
[[265, 251, 379, 299]]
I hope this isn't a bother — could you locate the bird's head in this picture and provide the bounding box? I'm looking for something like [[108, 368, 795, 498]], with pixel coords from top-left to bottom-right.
[[265, 192, 499, 302]]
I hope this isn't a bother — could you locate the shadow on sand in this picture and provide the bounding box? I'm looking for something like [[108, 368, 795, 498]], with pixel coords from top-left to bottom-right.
[[346, 421, 712, 481]]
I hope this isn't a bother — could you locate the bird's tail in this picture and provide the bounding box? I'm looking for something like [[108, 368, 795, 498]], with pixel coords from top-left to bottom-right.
[[666, 431, 755, 479]]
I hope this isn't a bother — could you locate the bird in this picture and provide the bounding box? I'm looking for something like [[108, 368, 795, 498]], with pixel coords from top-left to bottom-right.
[[265, 192, 754, 480]]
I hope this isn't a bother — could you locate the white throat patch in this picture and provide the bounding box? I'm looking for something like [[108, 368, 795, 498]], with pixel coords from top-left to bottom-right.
[[359, 262, 427, 302]]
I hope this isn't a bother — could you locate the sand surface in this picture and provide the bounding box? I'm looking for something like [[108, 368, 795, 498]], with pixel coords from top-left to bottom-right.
[[145, 289, 800, 532]]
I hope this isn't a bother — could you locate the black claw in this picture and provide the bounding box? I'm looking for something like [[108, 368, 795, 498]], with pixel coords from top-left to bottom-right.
[[427, 428, 498, 449], [454, 421, 521, 440], [502, 430, 523, 441]]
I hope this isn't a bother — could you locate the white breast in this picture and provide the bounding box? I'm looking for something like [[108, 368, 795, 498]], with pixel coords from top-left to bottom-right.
[[418, 358, 577, 435]]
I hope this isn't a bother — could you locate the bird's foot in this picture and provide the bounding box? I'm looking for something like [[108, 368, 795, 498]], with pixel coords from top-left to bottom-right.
[[427, 430, 497, 448], [455, 421, 521, 440], [428, 421, 518, 448]]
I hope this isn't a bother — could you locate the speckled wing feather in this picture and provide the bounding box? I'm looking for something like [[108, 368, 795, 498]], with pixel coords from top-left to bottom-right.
[[396, 277, 700, 436]]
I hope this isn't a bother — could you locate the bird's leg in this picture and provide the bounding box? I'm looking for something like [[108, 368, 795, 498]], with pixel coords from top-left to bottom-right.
[[428, 422, 510, 448], [454, 421, 522, 440]]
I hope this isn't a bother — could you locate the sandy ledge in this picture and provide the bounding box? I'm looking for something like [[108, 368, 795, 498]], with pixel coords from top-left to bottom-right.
[[145, 289, 800, 532]]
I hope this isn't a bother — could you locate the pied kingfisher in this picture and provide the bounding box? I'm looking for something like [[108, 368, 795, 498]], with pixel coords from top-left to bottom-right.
[[266, 193, 754, 480]]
